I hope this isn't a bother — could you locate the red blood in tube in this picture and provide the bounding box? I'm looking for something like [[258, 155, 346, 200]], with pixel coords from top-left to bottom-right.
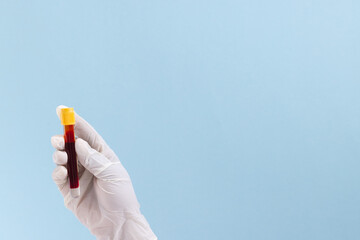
[[64, 125, 79, 189]]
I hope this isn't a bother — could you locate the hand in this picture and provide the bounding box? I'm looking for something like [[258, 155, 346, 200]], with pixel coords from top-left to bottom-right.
[[51, 105, 157, 240]]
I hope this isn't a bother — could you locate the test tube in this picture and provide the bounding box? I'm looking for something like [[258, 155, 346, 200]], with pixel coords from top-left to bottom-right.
[[60, 108, 80, 198]]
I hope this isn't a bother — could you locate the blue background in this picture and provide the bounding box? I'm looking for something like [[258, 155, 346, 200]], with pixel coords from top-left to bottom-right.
[[0, 0, 359, 239]]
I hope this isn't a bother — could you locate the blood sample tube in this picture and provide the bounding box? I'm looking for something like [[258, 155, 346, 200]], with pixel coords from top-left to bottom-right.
[[60, 107, 80, 198]]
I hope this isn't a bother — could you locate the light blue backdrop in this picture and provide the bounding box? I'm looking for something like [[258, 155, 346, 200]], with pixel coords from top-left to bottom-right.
[[0, 0, 359, 239]]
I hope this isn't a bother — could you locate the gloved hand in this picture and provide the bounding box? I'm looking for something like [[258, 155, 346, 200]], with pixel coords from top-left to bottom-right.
[[51, 105, 157, 240]]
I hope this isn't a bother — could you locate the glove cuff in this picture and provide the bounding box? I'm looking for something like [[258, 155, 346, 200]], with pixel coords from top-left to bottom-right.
[[92, 212, 157, 240]]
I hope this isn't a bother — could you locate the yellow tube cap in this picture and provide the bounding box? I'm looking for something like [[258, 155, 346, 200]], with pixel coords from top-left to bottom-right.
[[60, 108, 75, 125]]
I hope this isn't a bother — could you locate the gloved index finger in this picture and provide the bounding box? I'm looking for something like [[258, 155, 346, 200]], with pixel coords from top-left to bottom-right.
[[56, 105, 113, 157], [51, 135, 65, 150]]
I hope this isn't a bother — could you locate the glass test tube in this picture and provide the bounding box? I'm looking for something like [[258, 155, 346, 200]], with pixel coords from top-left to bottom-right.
[[60, 108, 80, 198]]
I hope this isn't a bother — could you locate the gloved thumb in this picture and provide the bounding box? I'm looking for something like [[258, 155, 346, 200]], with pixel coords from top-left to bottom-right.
[[75, 138, 115, 179]]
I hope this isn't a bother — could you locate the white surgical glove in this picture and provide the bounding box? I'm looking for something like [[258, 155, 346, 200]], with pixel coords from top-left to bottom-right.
[[51, 105, 157, 240]]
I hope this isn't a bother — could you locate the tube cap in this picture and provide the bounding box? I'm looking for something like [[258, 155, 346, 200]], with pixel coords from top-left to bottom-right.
[[60, 108, 75, 125]]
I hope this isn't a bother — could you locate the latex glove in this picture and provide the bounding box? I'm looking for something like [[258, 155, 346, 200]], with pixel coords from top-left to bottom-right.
[[51, 105, 157, 240]]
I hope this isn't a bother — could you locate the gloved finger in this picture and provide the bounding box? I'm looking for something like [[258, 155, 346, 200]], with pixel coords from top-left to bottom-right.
[[56, 105, 115, 160], [51, 135, 65, 151], [53, 142, 87, 183], [75, 138, 121, 179], [53, 150, 67, 165], [52, 145, 86, 175], [52, 166, 69, 190]]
